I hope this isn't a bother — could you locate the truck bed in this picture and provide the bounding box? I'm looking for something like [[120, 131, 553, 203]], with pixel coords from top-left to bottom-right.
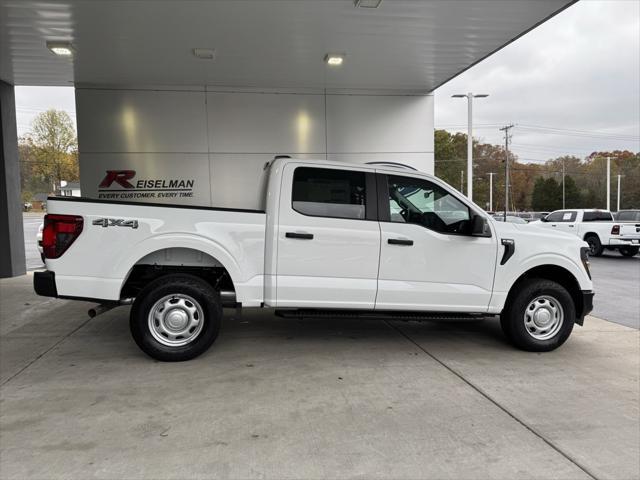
[[44, 196, 267, 306]]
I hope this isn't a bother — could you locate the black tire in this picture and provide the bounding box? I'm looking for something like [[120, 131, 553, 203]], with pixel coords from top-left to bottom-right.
[[130, 274, 222, 361], [585, 234, 603, 257], [619, 246, 639, 257], [500, 278, 575, 352]]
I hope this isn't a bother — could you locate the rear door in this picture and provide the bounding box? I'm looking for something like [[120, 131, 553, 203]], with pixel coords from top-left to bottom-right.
[[275, 163, 380, 309], [376, 173, 497, 312]]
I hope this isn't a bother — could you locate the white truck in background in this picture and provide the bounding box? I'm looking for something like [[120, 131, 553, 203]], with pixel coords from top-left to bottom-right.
[[533, 209, 640, 257], [35, 158, 594, 361]]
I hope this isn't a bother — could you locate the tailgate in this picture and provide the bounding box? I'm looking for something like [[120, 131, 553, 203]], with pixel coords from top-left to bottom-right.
[[619, 223, 640, 240]]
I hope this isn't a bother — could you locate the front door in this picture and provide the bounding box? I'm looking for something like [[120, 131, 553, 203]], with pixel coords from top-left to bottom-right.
[[275, 164, 381, 309], [376, 173, 498, 312]]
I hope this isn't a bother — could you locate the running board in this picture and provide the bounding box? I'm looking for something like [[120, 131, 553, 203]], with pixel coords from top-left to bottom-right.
[[274, 309, 489, 321]]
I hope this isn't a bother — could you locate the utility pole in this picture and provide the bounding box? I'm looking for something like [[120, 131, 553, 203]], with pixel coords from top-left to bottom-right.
[[452, 93, 489, 203], [617, 174, 622, 211], [488, 172, 495, 212], [562, 158, 565, 209], [460, 170, 464, 193], [499, 124, 514, 221]]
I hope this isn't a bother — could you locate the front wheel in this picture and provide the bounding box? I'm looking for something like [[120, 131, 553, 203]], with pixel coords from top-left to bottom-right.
[[619, 246, 639, 257], [500, 279, 575, 352], [130, 274, 222, 361]]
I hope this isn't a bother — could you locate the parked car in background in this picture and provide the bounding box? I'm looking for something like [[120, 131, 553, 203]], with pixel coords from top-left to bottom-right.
[[532, 209, 640, 257], [493, 215, 528, 224], [34, 157, 594, 361], [23, 202, 32, 211], [615, 210, 640, 222]]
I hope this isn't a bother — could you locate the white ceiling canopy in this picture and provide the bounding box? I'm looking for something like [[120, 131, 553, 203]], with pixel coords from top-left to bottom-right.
[[0, 0, 575, 91]]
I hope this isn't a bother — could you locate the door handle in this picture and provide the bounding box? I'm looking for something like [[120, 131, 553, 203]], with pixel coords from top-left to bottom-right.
[[568, 225, 575, 227], [388, 238, 413, 246], [551, 224, 557, 227], [286, 232, 314, 240]]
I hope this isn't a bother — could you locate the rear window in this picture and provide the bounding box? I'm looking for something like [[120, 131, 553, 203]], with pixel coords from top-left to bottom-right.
[[583, 211, 613, 222], [292, 167, 366, 220]]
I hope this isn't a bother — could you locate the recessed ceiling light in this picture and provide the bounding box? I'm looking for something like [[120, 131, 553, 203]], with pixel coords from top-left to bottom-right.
[[324, 54, 345, 66], [46, 41, 74, 56], [192, 48, 215, 60], [354, 0, 382, 8]]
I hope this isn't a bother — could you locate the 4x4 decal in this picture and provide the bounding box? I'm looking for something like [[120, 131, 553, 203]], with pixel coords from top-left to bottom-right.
[[92, 218, 139, 229]]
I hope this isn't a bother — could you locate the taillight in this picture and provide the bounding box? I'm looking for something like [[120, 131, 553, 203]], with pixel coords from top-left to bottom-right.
[[611, 224, 620, 235], [42, 214, 84, 259]]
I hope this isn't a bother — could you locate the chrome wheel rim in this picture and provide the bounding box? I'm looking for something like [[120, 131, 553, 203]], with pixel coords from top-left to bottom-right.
[[148, 294, 204, 347], [524, 295, 564, 341]]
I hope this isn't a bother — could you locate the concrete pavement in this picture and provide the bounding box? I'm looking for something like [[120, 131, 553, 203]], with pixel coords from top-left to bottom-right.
[[1, 273, 638, 479]]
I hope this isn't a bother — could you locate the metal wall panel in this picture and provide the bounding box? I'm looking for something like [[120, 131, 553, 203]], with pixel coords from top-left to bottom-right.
[[326, 94, 434, 154], [80, 153, 211, 206], [77, 87, 435, 210], [209, 153, 320, 210], [206, 92, 326, 155], [76, 89, 208, 153], [326, 152, 434, 174]]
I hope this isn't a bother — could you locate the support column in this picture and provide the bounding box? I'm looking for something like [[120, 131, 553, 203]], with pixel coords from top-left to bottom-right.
[[0, 80, 26, 278]]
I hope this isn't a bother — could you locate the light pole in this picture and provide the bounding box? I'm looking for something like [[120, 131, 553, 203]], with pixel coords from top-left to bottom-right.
[[606, 156, 611, 211], [452, 93, 489, 203], [562, 158, 565, 209], [488, 172, 496, 212], [617, 174, 623, 211]]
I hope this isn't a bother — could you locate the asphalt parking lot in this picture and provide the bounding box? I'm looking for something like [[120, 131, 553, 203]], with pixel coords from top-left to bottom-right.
[[1, 273, 639, 479]]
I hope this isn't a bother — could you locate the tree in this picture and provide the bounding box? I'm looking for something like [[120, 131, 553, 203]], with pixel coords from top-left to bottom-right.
[[27, 109, 78, 194], [564, 175, 582, 208], [531, 177, 561, 211]]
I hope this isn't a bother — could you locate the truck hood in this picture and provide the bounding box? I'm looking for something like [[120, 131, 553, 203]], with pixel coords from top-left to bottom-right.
[[491, 219, 586, 246]]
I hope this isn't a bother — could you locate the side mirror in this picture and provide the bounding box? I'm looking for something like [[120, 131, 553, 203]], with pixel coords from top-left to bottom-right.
[[540, 215, 548, 222], [471, 215, 491, 237]]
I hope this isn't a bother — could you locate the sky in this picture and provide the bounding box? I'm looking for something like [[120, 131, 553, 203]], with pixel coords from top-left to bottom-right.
[[434, 0, 640, 163], [14, 0, 640, 164]]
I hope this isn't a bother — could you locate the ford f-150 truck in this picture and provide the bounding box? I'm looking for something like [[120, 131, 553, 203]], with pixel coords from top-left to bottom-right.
[[34, 158, 594, 361], [532, 209, 640, 257]]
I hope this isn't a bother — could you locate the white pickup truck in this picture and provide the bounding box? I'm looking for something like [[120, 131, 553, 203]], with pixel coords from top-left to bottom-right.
[[533, 209, 640, 257], [35, 158, 594, 361]]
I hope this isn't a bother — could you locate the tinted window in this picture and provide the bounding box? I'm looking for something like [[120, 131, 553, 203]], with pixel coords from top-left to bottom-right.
[[387, 175, 471, 234], [618, 211, 640, 222], [559, 211, 577, 222], [545, 211, 564, 222], [292, 167, 366, 220], [583, 211, 613, 222]]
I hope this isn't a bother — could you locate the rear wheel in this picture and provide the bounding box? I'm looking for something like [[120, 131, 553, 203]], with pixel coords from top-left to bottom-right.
[[585, 235, 603, 257], [619, 246, 639, 257], [130, 274, 222, 361], [500, 278, 575, 352]]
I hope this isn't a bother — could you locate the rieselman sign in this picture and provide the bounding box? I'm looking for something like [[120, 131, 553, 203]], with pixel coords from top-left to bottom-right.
[[97, 170, 196, 200]]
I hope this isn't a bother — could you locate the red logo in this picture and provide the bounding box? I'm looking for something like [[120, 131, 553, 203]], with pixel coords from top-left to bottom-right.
[[99, 170, 136, 189]]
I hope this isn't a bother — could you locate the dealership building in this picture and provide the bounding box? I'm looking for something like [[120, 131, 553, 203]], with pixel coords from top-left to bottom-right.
[[0, 0, 574, 278]]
